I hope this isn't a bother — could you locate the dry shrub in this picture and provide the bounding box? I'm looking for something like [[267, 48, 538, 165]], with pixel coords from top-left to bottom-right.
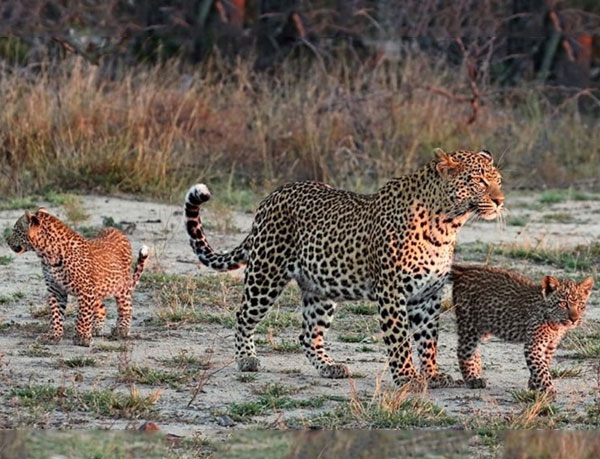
[[1, 55, 598, 201], [502, 431, 600, 459]]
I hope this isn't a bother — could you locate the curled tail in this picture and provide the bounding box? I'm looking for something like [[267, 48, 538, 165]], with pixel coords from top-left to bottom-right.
[[132, 245, 150, 289], [185, 184, 249, 271]]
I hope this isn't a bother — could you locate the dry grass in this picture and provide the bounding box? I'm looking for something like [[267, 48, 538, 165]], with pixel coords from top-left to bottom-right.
[[502, 431, 600, 459], [0, 56, 599, 203]]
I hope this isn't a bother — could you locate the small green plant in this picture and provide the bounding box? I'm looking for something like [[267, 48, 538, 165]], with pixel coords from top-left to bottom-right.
[[507, 216, 528, 227], [118, 365, 187, 389], [226, 383, 325, 422], [550, 366, 582, 378], [0, 196, 36, 211], [539, 190, 568, 204], [21, 343, 53, 358], [296, 386, 453, 429], [81, 386, 161, 418], [270, 339, 302, 353], [60, 356, 97, 368], [236, 373, 258, 383], [358, 345, 375, 352], [0, 255, 13, 265], [541, 212, 573, 223]]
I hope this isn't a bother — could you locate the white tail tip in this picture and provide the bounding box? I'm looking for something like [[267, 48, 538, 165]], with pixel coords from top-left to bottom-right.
[[187, 183, 211, 201], [140, 245, 150, 257]]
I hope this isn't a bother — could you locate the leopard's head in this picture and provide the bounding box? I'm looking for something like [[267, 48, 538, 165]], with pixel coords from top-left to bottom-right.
[[24, 207, 62, 255], [434, 148, 504, 221], [5, 212, 35, 254], [541, 276, 594, 326]]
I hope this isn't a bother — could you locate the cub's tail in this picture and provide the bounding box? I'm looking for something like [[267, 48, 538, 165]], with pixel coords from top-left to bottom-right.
[[184, 184, 249, 271], [132, 245, 150, 289]]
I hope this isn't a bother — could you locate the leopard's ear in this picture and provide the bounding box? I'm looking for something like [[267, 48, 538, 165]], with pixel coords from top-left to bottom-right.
[[434, 148, 460, 176], [579, 276, 594, 295], [541, 276, 560, 298], [36, 207, 49, 215], [26, 210, 40, 227], [478, 150, 493, 164]]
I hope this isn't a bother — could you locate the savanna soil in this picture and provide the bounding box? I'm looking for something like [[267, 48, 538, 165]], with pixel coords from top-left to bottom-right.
[[0, 190, 599, 447]]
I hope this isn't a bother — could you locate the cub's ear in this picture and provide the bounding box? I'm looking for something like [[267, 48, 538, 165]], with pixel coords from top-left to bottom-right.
[[434, 148, 460, 176], [478, 150, 493, 164], [26, 211, 40, 227], [541, 276, 560, 298], [579, 276, 594, 295]]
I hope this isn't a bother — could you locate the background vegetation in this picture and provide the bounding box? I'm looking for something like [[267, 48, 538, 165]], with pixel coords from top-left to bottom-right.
[[1, 0, 600, 201]]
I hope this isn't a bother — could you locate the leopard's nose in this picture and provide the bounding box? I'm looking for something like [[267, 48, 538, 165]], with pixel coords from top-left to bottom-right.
[[492, 195, 504, 207]]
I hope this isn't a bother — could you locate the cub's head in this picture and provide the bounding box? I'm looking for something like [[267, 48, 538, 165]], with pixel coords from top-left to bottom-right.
[[541, 276, 594, 326], [434, 148, 504, 220], [5, 213, 35, 254], [5, 208, 56, 255]]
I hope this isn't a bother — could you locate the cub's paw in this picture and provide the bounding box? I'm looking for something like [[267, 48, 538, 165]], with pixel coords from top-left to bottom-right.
[[37, 333, 62, 345], [465, 377, 487, 389], [319, 363, 350, 379], [110, 326, 130, 339], [427, 372, 461, 389], [238, 356, 260, 372], [73, 334, 92, 347]]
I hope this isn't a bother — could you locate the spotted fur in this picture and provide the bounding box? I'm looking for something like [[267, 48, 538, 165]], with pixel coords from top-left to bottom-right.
[[452, 264, 593, 394], [6, 208, 149, 346], [185, 149, 504, 387]]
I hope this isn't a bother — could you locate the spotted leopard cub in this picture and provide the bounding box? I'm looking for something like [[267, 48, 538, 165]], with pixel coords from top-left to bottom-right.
[[6, 208, 149, 346], [452, 264, 593, 394]]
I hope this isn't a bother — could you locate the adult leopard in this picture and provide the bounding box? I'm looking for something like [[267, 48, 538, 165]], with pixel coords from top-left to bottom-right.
[[184, 148, 504, 387]]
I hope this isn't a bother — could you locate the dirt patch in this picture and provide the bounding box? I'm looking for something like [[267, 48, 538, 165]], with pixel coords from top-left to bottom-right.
[[0, 191, 599, 445]]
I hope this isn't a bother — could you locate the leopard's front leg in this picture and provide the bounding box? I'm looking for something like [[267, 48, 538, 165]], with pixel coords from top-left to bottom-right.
[[525, 326, 555, 394], [37, 287, 67, 345], [376, 286, 422, 388], [409, 291, 458, 388]]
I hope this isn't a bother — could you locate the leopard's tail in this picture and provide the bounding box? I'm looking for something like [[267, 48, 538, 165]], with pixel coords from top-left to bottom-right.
[[184, 184, 249, 271], [131, 245, 150, 289]]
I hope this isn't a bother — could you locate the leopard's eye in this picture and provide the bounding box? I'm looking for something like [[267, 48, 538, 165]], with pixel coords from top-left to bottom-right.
[[473, 176, 488, 188]]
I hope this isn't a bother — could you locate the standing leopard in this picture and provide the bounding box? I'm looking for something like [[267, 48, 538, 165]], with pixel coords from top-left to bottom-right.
[[6, 208, 149, 346], [184, 149, 504, 387], [452, 264, 593, 394]]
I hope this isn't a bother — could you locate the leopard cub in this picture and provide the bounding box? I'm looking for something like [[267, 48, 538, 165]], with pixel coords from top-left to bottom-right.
[[452, 264, 593, 394], [6, 208, 149, 346]]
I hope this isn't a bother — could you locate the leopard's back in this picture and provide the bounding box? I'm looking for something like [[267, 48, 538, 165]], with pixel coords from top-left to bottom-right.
[[89, 228, 133, 296], [452, 264, 541, 342]]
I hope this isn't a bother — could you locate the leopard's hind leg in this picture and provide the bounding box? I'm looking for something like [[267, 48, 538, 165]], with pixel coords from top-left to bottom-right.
[[73, 294, 98, 347], [92, 301, 107, 336], [299, 292, 348, 378], [112, 290, 133, 339], [235, 259, 289, 372]]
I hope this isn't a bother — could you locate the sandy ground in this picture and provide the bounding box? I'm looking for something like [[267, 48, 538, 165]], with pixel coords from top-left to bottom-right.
[[0, 190, 599, 442]]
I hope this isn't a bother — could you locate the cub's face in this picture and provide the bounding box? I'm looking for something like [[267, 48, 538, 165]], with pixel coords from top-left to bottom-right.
[[435, 149, 504, 221], [5, 213, 33, 254], [6, 208, 57, 257], [542, 276, 594, 326]]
